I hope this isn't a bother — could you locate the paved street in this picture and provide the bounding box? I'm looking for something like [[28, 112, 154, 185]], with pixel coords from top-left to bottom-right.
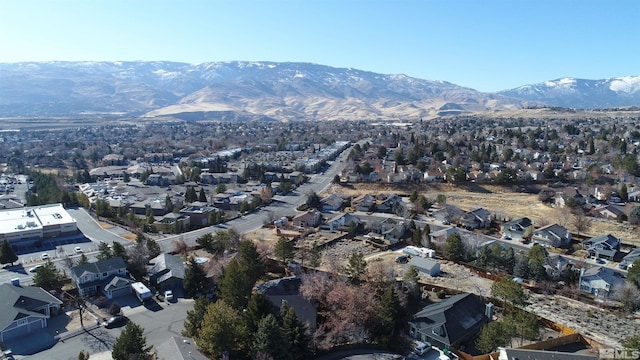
[[24, 299, 193, 360]]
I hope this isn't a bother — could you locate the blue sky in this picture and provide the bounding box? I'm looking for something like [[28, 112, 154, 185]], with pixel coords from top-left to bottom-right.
[[1, 0, 638, 92]]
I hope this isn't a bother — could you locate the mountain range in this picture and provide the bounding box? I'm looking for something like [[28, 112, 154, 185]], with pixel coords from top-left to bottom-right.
[[0, 61, 638, 121]]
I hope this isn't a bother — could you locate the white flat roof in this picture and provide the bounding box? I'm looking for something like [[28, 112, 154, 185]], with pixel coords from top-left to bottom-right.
[[0, 203, 75, 235]]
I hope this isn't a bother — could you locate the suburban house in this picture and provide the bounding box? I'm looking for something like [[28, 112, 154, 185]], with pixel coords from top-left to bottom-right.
[[409, 257, 440, 277], [255, 276, 317, 330], [351, 194, 375, 212], [499, 217, 533, 239], [368, 217, 407, 243], [292, 209, 322, 228], [532, 224, 572, 248], [70, 257, 132, 299], [376, 194, 406, 216], [147, 253, 185, 292], [579, 266, 626, 298], [432, 205, 464, 225], [596, 205, 625, 220], [429, 227, 461, 244], [459, 208, 493, 230], [153, 213, 190, 232], [325, 213, 361, 232], [321, 194, 345, 212], [582, 234, 621, 261], [180, 204, 220, 227], [0, 281, 63, 342], [409, 293, 488, 350], [620, 248, 640, 270], [544, 255, 574, 280]]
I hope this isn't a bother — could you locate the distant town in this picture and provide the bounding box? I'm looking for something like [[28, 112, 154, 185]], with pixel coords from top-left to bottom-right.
[[1, 109, 640, 359]]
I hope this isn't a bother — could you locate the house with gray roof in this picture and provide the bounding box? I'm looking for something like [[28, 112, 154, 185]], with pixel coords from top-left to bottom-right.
[[255, 276, 316, 330], [147, 253, 185, 292], [70, 257, 132, 299], [408, 293, 488, 350], [460, 208, 493, 230], [620, 248, 640, 270], [499, 217, 533, 240], [325, 213, 360, 232], [579, 266, 626, 299], [0, 282, 63, 342], [321, 194, 345, 212], [582, 234, 620, 261], [409, 257, 440, 277], [532, 224, 572, 248]]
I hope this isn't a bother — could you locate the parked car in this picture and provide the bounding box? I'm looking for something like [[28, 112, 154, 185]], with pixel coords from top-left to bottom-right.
[[74, 246, 83, 254], [395, 255, 409, 264], [164, 290, 174, 302], [29, 264, 44, 273], [40, 253, 49, 260], [104, 315, 128, 329]]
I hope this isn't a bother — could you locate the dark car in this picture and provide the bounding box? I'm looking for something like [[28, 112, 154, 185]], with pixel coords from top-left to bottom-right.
[[395, 255, 409, 264], [104, 315, 128, 329]]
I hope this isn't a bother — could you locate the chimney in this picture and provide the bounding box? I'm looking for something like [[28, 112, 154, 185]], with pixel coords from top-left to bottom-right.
[[485, 302, 494, 320], [10, 278, 20, 286]]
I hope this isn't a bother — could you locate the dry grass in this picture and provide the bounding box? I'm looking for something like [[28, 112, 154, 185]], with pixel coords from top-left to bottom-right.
[[98, 221, 114, 229], [325, 183, 640, 247]]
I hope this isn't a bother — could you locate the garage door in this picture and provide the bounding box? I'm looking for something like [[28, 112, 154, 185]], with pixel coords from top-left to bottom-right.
[[2, 322, 36, 341], [105, 286, 132, 299]]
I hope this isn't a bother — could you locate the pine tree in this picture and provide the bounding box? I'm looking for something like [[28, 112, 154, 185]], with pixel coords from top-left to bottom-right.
[[280, 301, 312, 360], [443, 232, 464, 261], [0, 239, 18, 266], [274, 236, 294, 265], [199, 188, 207, 202], [112, 322, 153, 360], [252, 314, 286, 358], [184, 257, 210, 298], [182, 296, 211, 338], [244, 293, 275, 334], [308, 241, 322, 268], [196, 301, 246, 357], [33, 261, 65, 290], [218, 258, 253, 310], [345, 251, 367, 283]]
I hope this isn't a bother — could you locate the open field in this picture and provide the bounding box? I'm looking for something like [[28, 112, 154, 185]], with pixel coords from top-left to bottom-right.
[[324, 183, 640, 246]]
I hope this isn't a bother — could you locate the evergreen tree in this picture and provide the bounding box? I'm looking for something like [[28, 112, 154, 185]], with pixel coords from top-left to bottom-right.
[[33, 261, 65, 290], [111, 241, 127, 261], [476, 321, 508, 353], [0, 239, 18, 266], [218, 258, 253, 310], [184, 257, 210, 298], [513, 254, 530, 279], [280, 301, 312, 360], [345, 251, 367, 283], [146, 238, 162, 259], [274, 236, 294, 265], [199, 188, 207, 202], [305, 191, 322, 210], [252, 314, 286, 359], [77, 253, 89, 265], [182, 296, 211, 338], [111, 322, 153, 360], [96, 242, 113, 260], [244, 293, 275, 335], [238, 239, 265, 285], [443, 232, 465, 261], [308, 242, 322, 268], [375, 285, 401, 345], [196, 301, 246, 358]]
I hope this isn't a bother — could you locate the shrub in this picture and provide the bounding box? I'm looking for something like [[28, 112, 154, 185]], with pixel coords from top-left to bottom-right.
[[94, 296, 109, 309], [436, 290, 446, 299], [108, 302, 121, 315]]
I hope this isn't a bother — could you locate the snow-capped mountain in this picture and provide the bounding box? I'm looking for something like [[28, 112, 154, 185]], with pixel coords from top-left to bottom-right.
[[499, 76, 640, 109], [0, 61, 529, 120]]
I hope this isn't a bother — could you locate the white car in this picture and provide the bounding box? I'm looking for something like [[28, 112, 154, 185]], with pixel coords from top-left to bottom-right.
[[74, 246, 83, 254], [40, 253, 49, 260], [29, 264, 44, 273], [164, 290, 174, 302]]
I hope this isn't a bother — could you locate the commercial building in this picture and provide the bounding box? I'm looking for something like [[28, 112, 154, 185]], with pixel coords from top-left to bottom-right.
[[0, 204, 77, 247]]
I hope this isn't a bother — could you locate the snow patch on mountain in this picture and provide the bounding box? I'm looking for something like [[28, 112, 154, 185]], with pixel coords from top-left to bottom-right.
[[609, 76, 640, 94]]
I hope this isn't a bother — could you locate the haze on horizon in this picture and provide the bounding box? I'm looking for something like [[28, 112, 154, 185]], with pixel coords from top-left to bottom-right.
[[1, 0, 639, 92]]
